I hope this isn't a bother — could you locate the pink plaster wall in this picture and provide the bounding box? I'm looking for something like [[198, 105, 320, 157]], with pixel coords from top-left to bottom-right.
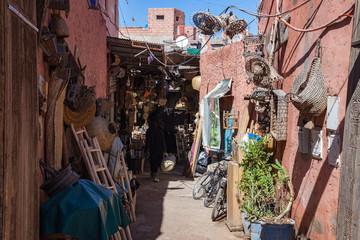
[[199, 41, 255, 118], [201, 0, 353, 238], [61, 0, 113, 98], [256, 0, 352, 239], [37, 1, 117, 203]]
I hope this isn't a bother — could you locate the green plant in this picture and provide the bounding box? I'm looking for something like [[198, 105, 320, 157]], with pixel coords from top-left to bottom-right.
[[238, 135, 293, 223]]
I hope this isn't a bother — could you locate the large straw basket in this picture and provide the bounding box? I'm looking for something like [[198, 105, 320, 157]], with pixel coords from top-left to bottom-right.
[[85, 117, 117, 151], [290, 57, 327, 117], [63, 103, 96, 129]]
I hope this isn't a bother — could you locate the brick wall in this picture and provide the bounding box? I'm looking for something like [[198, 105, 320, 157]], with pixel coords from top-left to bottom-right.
[[120, 8, 196, 43]]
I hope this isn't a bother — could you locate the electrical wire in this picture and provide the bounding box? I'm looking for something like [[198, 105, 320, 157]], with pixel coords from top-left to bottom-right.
[[221, 0, 311, 18], [145, 35, 213, 67], [119, 0, 214, 68], [99, 3, 130, 39], [279, 3, 354, 32]]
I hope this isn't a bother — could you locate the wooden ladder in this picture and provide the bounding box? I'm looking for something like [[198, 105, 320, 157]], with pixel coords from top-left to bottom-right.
[[71, 124, 133, 240]]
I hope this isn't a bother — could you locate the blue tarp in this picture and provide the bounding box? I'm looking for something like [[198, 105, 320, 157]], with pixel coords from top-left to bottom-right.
[[40, 179, 130, 240]]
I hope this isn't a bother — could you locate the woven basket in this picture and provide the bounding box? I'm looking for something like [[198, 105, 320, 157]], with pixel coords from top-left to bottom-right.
[[270, 89, 288, 141], [290, 57, 327, 116], [245, 56, 283, 87], [63, 103, 96, 129], [85, 117, 117, 151], [70, 86, 96, 112]]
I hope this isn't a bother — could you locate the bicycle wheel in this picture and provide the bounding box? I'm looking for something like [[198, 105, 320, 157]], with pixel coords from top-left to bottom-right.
[[192, 172, 211, 199], [211, 187, 226, 221], [204, 181, 220, 207]]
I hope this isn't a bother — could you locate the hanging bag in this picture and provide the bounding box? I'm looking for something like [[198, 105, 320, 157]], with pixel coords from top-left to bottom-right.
[[290, 57, 327, 117]]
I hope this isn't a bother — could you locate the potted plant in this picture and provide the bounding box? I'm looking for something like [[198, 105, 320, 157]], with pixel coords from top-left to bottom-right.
[[239, 135, 295, 240]]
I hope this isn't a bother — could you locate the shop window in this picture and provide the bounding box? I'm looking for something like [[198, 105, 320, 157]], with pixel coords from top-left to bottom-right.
[[156, 15, 164, 20]]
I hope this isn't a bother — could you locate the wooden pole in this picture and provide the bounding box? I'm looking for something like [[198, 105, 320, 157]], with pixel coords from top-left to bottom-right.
[[121, 152, 136, 222], [225, 161, 243, 231], [188, 116, 203, 177]]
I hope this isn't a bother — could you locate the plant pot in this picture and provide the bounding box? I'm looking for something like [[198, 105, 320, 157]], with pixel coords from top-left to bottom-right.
[[260, 220, 295, 240], [241, 212, 251, 234], [241, 212, 295, 240]]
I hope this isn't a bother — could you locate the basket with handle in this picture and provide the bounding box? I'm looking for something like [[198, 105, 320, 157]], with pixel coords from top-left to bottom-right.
[[290, 57, 327, 117]]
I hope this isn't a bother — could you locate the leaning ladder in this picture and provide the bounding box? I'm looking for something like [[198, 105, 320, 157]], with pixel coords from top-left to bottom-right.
[[71, 124, 133, 240]]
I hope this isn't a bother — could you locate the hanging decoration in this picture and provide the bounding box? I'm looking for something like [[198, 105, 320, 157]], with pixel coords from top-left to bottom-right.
[[267, 14, 290, 56], [245, 56, 283, 87], [270, 89, 288, 141]]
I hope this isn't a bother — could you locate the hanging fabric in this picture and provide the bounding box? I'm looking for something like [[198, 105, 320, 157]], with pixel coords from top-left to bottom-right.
[[200, 78, 232, 150]]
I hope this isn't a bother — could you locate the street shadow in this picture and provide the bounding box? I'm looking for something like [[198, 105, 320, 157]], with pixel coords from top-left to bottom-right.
[[130, 159, 194, 240]]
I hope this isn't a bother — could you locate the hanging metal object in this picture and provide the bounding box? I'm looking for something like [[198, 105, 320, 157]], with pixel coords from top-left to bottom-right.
[[40, 32, 58, 57], [224, 12, 247, 39], [243, 35, 266, 58], [49, 0, 70, 17], [87, 0, 99, 9], [245, 56, 283, 87], [192, 11, 221, 35]]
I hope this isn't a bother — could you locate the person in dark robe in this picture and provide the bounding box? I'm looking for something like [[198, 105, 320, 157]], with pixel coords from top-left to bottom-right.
[[145, 116, 167, 182]]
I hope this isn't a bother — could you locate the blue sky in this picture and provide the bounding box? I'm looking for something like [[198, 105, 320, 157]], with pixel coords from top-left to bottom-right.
[[118, 0, 260, 35]]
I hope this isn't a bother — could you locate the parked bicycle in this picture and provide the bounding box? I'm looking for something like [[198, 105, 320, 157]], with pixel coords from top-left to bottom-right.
[[211, 175, 227, 221], [192, 159, 228, 207]]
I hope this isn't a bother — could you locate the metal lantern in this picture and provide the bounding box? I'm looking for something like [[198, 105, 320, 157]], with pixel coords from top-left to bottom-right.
[[87, 0, 99, 9], [40, 32, 58, 57]]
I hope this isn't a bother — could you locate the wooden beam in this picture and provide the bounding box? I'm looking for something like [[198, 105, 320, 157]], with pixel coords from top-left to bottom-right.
[[337, 0, 360, 239], [226, 161, 243, 231]]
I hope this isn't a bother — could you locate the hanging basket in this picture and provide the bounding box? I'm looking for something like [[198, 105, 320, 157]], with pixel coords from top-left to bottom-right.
[[290, 57, 327, 116], [245, 56, 283, 87], [85, 117, 117, 151], [63, 103, 96, 129], [270, 89, 288, 141], [70, 86, 96, 112]]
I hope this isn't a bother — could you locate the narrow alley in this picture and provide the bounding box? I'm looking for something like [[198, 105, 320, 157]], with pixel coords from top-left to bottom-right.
[[131, 164, 243, 240], [2, 0, 360, 239]]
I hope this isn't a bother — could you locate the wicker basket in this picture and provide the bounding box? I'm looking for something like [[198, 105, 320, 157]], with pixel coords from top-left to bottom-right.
[[290, 57, 327, 116], [245, 56, 283, 87], [85, 117, 117, 151], [270, 89, 288, 141], [63, 103, 96, 129]]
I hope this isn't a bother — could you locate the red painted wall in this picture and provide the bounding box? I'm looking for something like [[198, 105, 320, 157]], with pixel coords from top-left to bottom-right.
[[258, 0, 353, 239], [200, 0, 354, 239], [37, 0, 118, 202], [199, 42, 254, 112]]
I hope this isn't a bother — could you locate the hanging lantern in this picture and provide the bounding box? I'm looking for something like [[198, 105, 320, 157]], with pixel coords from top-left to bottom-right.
[[87, 0, 99, 9], [40, 32, 58, 57]]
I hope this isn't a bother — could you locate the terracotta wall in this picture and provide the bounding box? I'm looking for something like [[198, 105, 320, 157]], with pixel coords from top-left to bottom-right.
[[199, 41, 254, 118], [121, 8, 196, 42], [37, 0, 118, 201], [200, 0, 354, 239], [258, 0, 353, 239]]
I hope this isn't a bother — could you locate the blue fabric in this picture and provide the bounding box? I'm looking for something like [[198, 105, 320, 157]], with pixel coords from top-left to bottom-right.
[[40, 179, 130, 240]]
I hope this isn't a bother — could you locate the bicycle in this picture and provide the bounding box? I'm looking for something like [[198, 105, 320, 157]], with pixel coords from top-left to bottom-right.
[[203, 161, 228, 207], [211, 175, 227, 221]]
